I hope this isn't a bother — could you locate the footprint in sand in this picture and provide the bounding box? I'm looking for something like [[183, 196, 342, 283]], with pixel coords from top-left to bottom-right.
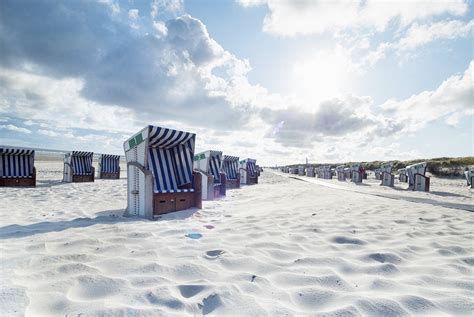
[[204, 225, 214, 229], [185, 233, 202, 240], [204, 250, 225, 260]]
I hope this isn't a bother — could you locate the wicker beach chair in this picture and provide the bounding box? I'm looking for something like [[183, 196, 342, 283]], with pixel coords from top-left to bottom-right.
[[63, 151, 95, 183], [222, 155, 240, 189], [194, 150, 226, 200], [0, 147, 36, 187], [240, 158, 258, 185], [97, 154, 121, 179], [406, 162, 430, 192], [123, 125, 202, 219]]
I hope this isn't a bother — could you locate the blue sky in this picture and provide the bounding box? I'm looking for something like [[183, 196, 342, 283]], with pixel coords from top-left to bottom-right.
[[0, 0, 472, 165]]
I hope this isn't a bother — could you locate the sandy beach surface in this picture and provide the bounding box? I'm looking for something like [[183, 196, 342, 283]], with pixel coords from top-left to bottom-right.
[[1, 161, 473, 316]]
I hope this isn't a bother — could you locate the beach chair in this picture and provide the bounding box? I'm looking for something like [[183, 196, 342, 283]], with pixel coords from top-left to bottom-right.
[[123, 125, 202, 219], [239, 158, 258, 185], [290, 167, 298, 175], [222, 155, 240, 189], [336, 165, 345, 181], [406, 162, 430, 192], [380, 162, 394, 187], [398, 168, 408, 183], [97, 154, 121, 179], [465, 168, 474, 189], [281, 166, 289, 173], [63, 151, 95, 183], [351, 163, 363, 183], [374, 168, 381, 180], [344, 167, 351, 180], [0, 147, 36, 187], [194, 150, 226, 200], [321, 165, 332, 179], [298, 165, 305, 176], [306, 166, 315, 177]]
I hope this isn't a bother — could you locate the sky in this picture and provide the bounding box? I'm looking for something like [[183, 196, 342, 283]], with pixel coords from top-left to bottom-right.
[[0, 0, 472, 165]]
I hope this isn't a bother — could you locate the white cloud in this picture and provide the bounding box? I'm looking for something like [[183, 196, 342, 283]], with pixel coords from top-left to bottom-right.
[[239, 0, 468, 36], [128, 9, 139, 20], [398, 19, 474, 50], [38, 129, 59, 137], [380, 60, 473, 131], [0, 124, 31, 134]]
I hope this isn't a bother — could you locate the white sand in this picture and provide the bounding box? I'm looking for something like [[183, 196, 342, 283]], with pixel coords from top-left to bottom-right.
[[0, 161, 473, 316]]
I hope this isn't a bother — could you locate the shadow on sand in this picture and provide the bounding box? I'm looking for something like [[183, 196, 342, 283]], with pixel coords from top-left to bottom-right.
[[0, 208, 199, 239]]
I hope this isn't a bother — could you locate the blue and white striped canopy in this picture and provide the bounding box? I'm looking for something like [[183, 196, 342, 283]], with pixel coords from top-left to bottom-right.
[[0, 147, 35, 178], [69, 151, 93, 175], [223, 155, 239, 180], [146, 126, 195, 193], [209, 151, 222, 185], [148, 126, 195, 149], [100, 154, 120, 173]]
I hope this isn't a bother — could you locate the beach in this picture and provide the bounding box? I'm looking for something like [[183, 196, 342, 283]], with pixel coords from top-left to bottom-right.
[[1, 161, 473, 316]]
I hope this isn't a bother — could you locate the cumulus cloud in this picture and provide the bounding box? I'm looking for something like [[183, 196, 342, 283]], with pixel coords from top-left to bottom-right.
[[261, 95, 375, 146], [0, 124, 32, 134], [398, 19, 474, 51], [0, 1, 260, 132], [237, 0, 468, 36], [380, 60, 473, 131]]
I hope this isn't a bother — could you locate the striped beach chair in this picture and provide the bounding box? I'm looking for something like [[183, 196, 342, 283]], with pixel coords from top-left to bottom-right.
[[123, 125, 202, 219], [239, 158, 258, 185], [344, 167, 351, 180], [336, 165, 345, 181], [306, 166, 315, 177], [406, 162, 430, 192], [464, 168, 474, 188], [222, 155, 240, 189], [63, 151, 95, 183], [0, 147, 36, 187], [193, 150, 226, 200], [98, 154, 121, 179], [398, 168, 408, 183], [380, 162, 394, 187], [298, 165, 305, 176], [351, 163, 363, 183]]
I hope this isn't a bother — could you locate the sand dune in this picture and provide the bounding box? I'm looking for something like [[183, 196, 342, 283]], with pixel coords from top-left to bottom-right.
[[0, 161, 473, 316]]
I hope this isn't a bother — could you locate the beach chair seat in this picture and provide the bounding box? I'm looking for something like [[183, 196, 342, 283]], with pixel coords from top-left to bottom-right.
[[124, 125, 202, 219], [0, 148, 36, 187], [98, 154, 121, 179], [63, 151, 95, 182]]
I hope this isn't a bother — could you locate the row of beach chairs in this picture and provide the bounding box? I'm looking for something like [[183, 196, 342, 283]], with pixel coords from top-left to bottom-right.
[[281, 162, 474, 192], [0, 125, 260, 220]]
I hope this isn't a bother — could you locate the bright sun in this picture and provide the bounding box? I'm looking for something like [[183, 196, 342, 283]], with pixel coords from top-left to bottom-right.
[[291, 48, 355, 108]]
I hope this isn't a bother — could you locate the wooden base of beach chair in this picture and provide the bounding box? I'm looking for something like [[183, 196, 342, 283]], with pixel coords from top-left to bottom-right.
[[470, 176, 474, 189], [413, 174, 430, 192], [99, 172, 120, 179], [247, 176, 258, 185], [381, 172, 394, 187], [226, 178, 240, 189], [152, 171, 202, 216], [0, 168, 36, 187], [71, 167, 95, 183]]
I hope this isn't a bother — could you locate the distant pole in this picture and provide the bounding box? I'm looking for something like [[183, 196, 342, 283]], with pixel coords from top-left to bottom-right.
[[306, 157, 308, 165]]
